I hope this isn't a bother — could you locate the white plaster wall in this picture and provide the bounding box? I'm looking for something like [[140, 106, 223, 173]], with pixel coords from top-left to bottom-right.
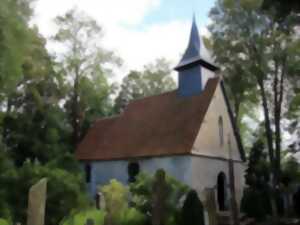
[[89, 155, 193, 196], [192, 83, 241, 161], [190, 156, 246, 208], [201, 67, 215, 89]]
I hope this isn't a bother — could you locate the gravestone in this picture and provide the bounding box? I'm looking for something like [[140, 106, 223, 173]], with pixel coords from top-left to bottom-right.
[[204, 188, 218, 225], [151, 169, 169, 225], [85, 218, 94, 225], [27, 178, 47, 225]]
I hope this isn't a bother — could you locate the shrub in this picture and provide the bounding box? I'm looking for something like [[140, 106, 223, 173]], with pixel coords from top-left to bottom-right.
[[180, 190, 204, 225], [240, 187, 271, 221], [129, 170, 189, 225], [120, 208, 145, 225], [60, 209, 105, 225], [293, 187, 300, 217], [4, 160, 89, 225], [99, 179, 146, 225]]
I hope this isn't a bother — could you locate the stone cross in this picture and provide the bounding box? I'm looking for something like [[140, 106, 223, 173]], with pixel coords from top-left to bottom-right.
[[151, 170, 169, 225], [27, 178, 47, 225]]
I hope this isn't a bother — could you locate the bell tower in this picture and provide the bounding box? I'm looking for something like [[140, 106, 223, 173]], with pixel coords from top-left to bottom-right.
[[175, 17, 218, 97]]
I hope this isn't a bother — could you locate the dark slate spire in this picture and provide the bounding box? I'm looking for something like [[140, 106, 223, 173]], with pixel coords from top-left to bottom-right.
[[176, 15, 201, 68], [175, 16, 218, 97]]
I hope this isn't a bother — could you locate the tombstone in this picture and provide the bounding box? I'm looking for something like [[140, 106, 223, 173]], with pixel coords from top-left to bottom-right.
[[151, 169, 169, 225], [85, 218, 94, 225], [27, 178, 47, 225], [204, 188, 218, 225], [96, 192, 101, 209]]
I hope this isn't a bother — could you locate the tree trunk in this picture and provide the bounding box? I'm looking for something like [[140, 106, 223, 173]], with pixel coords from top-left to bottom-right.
[[274, 58, 286, 190], [257, 78, 274, 164], [257, 76, 279, 220], [71, 67, 81, 147]]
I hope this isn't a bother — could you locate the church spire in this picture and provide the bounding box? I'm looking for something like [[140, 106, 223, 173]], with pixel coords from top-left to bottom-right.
[[175, 17, 218, 97], [178, 15, 201, 68], [175, 16, 218, 71]]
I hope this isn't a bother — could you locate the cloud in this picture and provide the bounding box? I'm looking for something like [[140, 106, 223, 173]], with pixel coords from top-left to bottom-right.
[[103, 20, 190, 71], [31, 0, 161, 36], [31, 0, 212, 81]]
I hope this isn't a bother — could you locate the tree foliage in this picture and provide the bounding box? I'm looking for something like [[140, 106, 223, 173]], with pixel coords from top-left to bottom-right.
[[53, 9, 120, 146], [0, 0, 32, 98], [114, 59, 176, 113], [209, 0, 300, 189], [0, 152, 89, 225], [0, 2, 118, 224], [100, 179, 146, 225], [129, 170, 189, 225]]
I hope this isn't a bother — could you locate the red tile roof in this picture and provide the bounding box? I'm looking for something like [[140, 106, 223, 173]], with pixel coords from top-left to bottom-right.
[[76, 78, 220, 161]]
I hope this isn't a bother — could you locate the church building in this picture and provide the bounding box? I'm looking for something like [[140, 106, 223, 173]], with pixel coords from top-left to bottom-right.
[[76, 18, 246, 211]]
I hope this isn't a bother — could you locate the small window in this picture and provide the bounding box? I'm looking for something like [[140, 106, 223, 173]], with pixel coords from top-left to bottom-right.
[[128, 162, 140, 183], [85, 163, 91, 183], [218, 116, 224, 146]]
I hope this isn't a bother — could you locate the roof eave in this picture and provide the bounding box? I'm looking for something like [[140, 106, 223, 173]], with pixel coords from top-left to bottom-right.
[[174, 56, 219, 72]]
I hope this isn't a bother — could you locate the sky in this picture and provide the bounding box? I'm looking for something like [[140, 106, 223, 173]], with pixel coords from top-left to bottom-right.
[[31, 0, 216, 77]]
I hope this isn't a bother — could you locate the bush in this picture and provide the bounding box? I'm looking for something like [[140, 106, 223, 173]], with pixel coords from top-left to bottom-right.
[[60, 209, 105, 225], [180, 190, 204, 225], [4, 160, 89, 225], [293, 187, 300, 217], [0, 149, 17, 220], [240, 187, 271, 221], [99, 179, 146, 225], [119, 208, 146, 225], [129, 170, 189, 225]]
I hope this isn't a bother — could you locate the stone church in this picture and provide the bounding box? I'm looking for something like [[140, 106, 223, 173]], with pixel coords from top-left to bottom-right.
[[76, 18, 246, 211]]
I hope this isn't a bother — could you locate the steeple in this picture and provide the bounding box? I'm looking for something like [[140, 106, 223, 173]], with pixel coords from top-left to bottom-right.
[[176, 15, 201, 69], [175, 17, 218, 97]]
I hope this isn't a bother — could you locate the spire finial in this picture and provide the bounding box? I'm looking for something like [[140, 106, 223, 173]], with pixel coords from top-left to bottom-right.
[[192, 12, 196, 23]]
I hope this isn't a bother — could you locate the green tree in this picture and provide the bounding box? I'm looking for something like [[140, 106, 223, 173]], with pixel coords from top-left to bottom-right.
[[2, 28, 70, 165], [0, 0, 32, 100], [245, 137, 270, 187], [281, 156, 300, 186], [4, 160, 88, 225], [114, 59, 176, 113], [53, 9, 120, 147], [209, 0, 300, 192], [261, 0, 300, 21]]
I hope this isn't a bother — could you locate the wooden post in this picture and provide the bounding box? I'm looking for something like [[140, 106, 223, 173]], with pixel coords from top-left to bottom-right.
[[228, 137, 239, 225]]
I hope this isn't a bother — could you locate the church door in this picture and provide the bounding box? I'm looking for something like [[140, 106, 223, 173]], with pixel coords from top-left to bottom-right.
[[217, 172, 228, 211]]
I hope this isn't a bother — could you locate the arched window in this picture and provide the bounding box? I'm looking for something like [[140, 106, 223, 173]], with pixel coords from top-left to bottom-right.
[[218, 116, 224, 146], [128, 161, 140, 183], [85, 163, 91, 183]]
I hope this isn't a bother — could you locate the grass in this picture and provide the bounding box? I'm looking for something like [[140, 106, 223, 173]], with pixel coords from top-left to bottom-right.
[[0, 219, 9, 225]]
